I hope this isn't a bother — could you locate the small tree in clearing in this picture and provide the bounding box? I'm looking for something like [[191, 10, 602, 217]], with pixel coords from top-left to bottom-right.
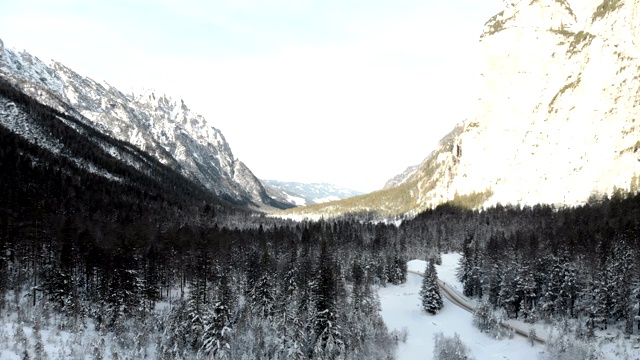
[[433, 332, 473, 360], [420, 261, 443, 315]]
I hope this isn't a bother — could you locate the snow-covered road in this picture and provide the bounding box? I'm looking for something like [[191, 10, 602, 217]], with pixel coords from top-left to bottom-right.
[[378, 255, 545, 360], [407, 269, 548, 344]]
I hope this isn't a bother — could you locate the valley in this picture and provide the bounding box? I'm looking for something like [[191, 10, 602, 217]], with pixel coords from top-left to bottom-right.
[[2, 0, 640, 359]]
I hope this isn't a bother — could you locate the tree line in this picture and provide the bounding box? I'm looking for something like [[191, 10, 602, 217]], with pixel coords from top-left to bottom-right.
[[4, 71, 640, 358]]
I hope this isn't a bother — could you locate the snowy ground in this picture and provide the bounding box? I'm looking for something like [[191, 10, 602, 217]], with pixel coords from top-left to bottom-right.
[[379, 253, 640, 360], [379, 253, 544, 359], [2, 253, 639, 359]]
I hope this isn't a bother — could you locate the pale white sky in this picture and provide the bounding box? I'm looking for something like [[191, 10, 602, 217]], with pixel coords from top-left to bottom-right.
[[0, 0, 503, 192]]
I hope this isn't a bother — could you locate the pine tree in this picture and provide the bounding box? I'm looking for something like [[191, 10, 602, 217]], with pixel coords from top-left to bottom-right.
[[390, 255, 407, 285], [312, 240, 344, 358], [482, 235, 503, 307], [201, 300, 232, 358], [433, 332, 472, 360], [457, 235, 481, 297], [32, 321, 45, 360], [13, 323, 28, 355], [456, 235, 474, 297], [420, 261, 443, 315], [516, 263, 537, 322]]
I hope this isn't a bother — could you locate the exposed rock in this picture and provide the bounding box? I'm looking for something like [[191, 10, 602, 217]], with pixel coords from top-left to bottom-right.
[[393, 0, 640, 211], [285, 0, 640, 219], [262, 180, 364, 206], [0, 39, 284, 210]]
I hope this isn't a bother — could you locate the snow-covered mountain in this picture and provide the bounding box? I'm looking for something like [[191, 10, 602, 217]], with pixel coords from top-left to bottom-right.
[[262, 180, 364, 207], [392, 0, 640, 211], [0, 38, 289, 210], [382, 163, 421, 190], [281, 0, 640, 219]]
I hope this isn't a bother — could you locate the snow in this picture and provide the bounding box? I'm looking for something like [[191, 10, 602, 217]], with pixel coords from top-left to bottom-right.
[[285, 193, 307, 206], [313, 195, 341, 203], [0, 99, 64, 154], [379, 254, 545, 360], [382, 253, 640, 359], [2, 43, 274, 208]]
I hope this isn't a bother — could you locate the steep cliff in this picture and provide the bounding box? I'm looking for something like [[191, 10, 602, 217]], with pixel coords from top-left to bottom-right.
[[412, 0, 640, 208], [0, 42, 289, 210], [282, 0, 640, 218]]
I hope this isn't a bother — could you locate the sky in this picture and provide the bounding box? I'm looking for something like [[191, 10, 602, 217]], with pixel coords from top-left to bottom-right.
[[0, 0, 503, 192]]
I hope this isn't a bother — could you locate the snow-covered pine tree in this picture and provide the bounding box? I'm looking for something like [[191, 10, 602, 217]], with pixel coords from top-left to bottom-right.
[[13, 323, 28, 355], [498, 261, 519, 319], [609, 238, 635, 334], [482, 234, 503, 307], [312, 240, 344, 358], [433, 332, 473, 360], [275, 249, 305, 360], [516, 262, 537, 322], [32, 321, 45, 360], [420, 261, 443, 315], [390, 254, 407, 285], [457, 234, 481, 297], [201, 300, 232, 359]]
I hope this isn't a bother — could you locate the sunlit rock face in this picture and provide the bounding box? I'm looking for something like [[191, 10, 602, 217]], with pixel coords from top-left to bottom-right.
[[399, 0, 640, 211]]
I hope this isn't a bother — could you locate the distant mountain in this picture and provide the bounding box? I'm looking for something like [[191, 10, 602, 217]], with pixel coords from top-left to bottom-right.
[[281, 0, 640, 219], [0, 38, 291, 211], [382, 163, 421, 190], [261, 180, 364, 207]]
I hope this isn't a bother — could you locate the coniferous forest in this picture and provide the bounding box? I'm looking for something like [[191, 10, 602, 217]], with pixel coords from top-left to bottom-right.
[[3, 76, 640, 358]]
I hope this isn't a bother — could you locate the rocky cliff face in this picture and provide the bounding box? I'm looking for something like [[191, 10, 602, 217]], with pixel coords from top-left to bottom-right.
[[283, 0, 640, 219], [399, 0, 640, 210], [0, 42, 286, 210], [262, 180, 364, 206]]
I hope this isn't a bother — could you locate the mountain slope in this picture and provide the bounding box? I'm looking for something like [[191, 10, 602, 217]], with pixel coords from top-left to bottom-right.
[[262, 180, 364, 206], [382, 163, 421, 190], [281, 0, 640, 218], [404, 0, 640, 209], [0, 77, 233, 225], [0, 39, 289, 210]]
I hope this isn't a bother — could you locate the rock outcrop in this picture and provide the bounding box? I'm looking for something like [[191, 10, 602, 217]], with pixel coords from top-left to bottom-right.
[[402, 0, 640, 210], [283, 0, 640, 219], [0, 42, 288, 210]]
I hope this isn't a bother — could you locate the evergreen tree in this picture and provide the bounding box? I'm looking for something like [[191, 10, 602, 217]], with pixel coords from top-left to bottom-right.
[[201, 299, 232, 358], [420, 261, 443, 315], [32, 322, 45, 360], [433, 332, 472, 360], [456, 235, 474, 297], [498, 262, 519, 319], [390, 254, 407, 285], [312, 240, 344, 358], [516, 262, 537, 322]]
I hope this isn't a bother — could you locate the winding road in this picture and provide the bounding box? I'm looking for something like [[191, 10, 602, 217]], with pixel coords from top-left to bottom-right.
[[407, 269, 546, 344]]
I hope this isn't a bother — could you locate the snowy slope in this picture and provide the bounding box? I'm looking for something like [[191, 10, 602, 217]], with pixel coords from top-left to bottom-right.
[[262, 180, 364, 206], [382, 163, 420, 190], [287, 0, 640, 219], [388, 0, 640, 210], [0, 38, 286, 210], [379, 254, 640, 359]]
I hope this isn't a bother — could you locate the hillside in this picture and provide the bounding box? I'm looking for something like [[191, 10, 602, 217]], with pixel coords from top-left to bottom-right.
[[281, 0, 640, 219], [262, 180, 364, 207], [0, 77, 235, 228], [0, 39, 289, 210]]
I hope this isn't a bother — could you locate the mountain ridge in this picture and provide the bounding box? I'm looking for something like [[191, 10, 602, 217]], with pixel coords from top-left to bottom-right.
[[262, 180, 364, 207], [0, 40, 290, 210], [280, 0, 640, 219]]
